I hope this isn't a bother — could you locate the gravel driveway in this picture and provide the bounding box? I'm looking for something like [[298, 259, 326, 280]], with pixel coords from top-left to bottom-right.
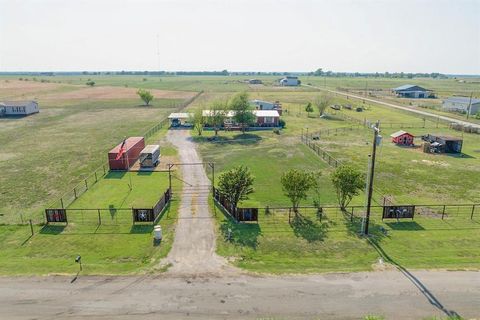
[[163, 129, 235, 276]]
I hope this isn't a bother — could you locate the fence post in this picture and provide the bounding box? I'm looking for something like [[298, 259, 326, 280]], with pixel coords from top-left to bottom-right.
[[29, 219, 34, 236], [60, 197, 64, 209], [471, 205, 475, 219], [103, 165, 106, 175], [74, 187, 77, 199], [95, 171, 98, 182], [98, 209, 102, 225], [351, 207, 354, 222], [85, 179, 88, 190], [442, 205, 446, 219]]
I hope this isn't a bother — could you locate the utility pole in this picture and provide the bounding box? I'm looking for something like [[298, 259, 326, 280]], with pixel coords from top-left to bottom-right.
[[466, 92, 473, 120], [363, 120, 381, 235]]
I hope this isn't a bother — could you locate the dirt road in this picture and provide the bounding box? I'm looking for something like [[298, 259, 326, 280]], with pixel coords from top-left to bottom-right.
[[305, 84, 480, 129], [0, 271, 478, 319], [163, 129, 233, 275]]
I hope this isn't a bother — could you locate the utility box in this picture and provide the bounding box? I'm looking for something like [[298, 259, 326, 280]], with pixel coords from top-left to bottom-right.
[[108, 137, 145, 171], [139, 145, 160, 168]]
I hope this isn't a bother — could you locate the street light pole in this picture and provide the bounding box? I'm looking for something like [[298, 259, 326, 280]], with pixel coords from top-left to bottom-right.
[[363, 120, 380, 235]]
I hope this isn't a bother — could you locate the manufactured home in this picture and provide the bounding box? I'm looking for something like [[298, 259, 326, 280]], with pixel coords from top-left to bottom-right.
[[279, 76, 300, 86], [0, 100, 39, 116]]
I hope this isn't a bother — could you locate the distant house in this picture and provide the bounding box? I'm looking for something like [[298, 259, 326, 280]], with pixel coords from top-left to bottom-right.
[[248, 79, 262, 84], [421, 134, 463, 153], [279, 76, 300, 86], [202, 109, 280, 127], [390, 130, 414, 146], [392, 85, 432, 98], [442, 97, 480, 115], [0, 100, 39, 116], [250, 99, 282, 115]]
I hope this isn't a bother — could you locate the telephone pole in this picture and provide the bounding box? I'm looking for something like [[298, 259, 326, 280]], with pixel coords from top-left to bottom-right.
[[466, 92, 473, 120], [363, 120, 381, 235]]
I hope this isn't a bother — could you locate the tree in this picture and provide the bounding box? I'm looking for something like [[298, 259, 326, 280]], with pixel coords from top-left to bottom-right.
[[281, 169, 316, 214], [331, 165, 364, 210], [313, 68, 323, 76], [230, 92, 256, 134], [314, 94, 332, 117], [86, 80, 95, 87], [190, 109, 205, 136], [208, 100, 227, 136], [137, 89, 153, 106], [217, 165, 254, 209], [305, 102, 314, 116]]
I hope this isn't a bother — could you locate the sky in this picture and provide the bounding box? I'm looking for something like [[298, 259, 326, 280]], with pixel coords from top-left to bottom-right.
[[0, 0, 479, 74]]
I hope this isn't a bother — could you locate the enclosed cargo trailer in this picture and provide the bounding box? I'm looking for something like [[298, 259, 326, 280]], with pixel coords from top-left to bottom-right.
[[108, 137, 145, 170], [139, 145, 160, 168]]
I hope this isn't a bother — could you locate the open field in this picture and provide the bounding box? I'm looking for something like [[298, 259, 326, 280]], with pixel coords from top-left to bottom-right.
[[0, 79, 196, 222]]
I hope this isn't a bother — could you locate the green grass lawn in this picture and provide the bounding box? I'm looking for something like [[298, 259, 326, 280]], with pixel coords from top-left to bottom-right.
[[0, 167, 180, 275], [69, 171, 170, 209], [0, 198, 178, 275]]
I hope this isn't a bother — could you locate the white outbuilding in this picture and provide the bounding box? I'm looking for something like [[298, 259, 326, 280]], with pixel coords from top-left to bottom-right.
[[0, 101, 39, 116]]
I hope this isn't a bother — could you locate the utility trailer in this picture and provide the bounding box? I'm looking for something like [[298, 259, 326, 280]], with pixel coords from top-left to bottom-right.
[[139, 145, 160, 168]]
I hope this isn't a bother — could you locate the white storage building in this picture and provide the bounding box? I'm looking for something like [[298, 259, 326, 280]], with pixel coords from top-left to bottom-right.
[[0, 101, 39, 116]]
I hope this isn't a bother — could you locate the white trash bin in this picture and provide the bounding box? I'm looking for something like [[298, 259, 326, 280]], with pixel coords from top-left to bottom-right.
[[154, 225, 162, 240]]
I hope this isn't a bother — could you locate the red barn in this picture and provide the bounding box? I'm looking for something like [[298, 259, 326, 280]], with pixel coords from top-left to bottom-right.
[[390, 130, 414, 146], [108, 137, 145, 170]]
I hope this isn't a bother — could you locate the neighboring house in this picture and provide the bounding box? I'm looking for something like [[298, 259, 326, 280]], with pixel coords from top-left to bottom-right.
[[279, 76, 300, 86], [421, 134, 463, 153], [250, 99, 282, 115], [392, 85, 432, 98], [390, 130, 414, 146], [0, 100, 39, 116], [202, 110, 280, 127], [442, 97, 480, 115]]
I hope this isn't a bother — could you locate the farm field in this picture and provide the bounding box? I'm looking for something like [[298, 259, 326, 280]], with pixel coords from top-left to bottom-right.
[[0, 78, 197, 223], [188, 87, 480, 273]]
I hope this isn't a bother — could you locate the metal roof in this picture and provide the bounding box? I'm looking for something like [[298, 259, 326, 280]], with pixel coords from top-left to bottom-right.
[[390, 130, 414, 138], [444, 97, 480, 105], [392, 85, 428, 92], [202, 110, 280, 117], [168, 112, 193, 119], [141, 145, 160, 154], [253, 110, 280, 117], [1, 100, 37, 106]]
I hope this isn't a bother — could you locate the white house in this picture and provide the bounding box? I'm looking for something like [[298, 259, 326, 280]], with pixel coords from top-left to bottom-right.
[[0, 101, 39, 116], [442, 97, 480, 115], [250, 99, 282, 114], [279, 76, 300, 86], [202, 109, 280, 127]]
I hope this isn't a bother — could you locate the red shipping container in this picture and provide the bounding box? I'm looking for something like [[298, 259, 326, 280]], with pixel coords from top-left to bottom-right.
[[108, 137, 145, 170]]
